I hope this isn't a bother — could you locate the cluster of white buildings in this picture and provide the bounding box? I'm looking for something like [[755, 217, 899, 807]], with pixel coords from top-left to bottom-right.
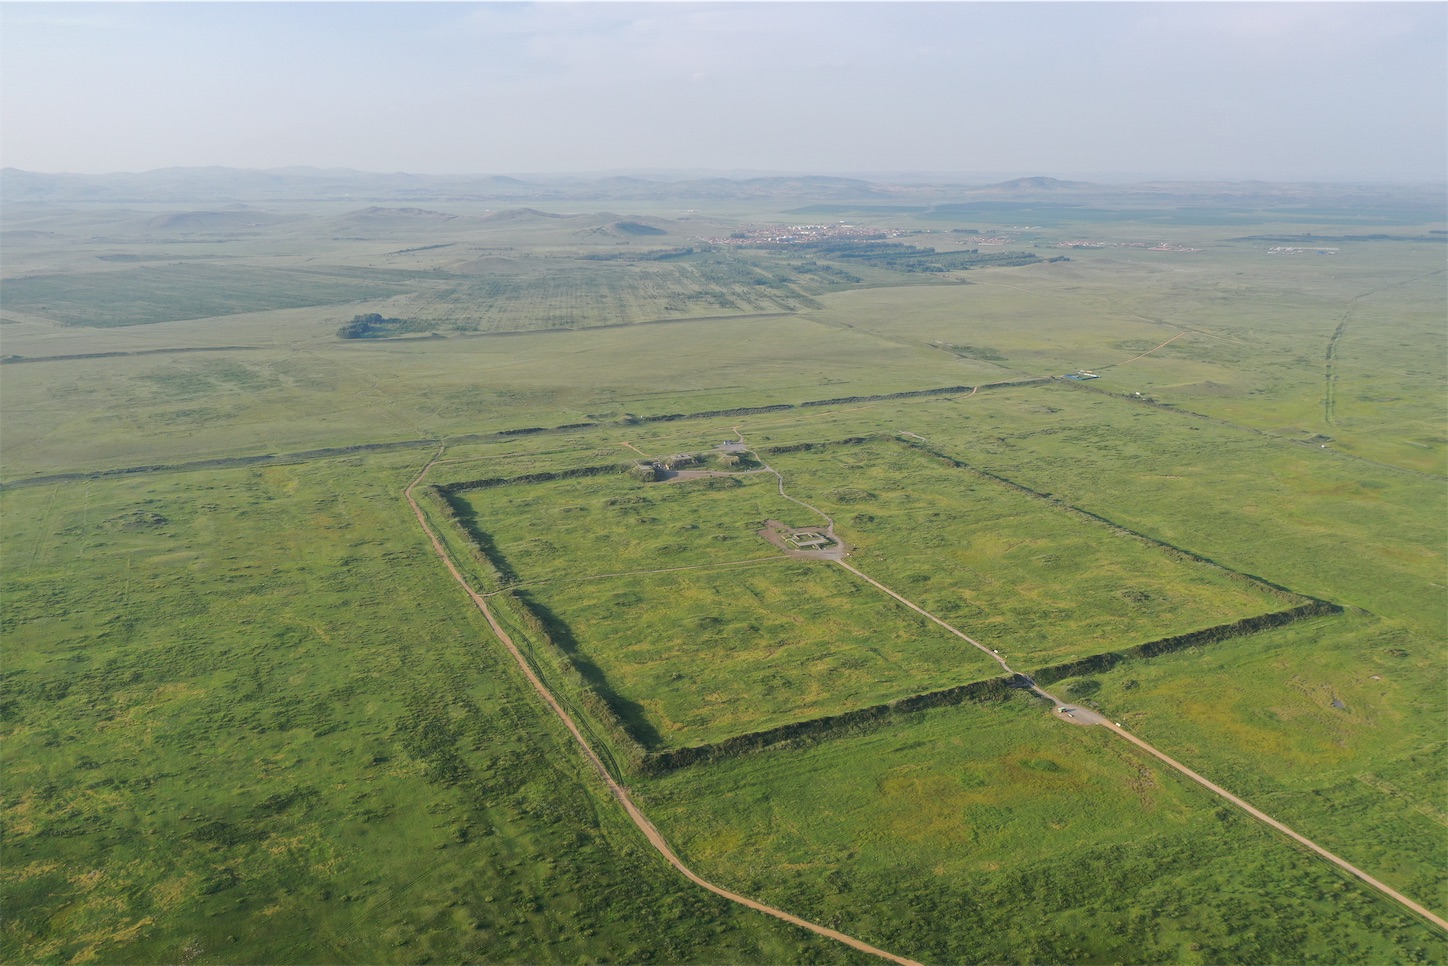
[[701, 223, 908, 245]]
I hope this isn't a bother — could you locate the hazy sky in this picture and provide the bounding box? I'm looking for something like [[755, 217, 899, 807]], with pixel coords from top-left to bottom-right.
[[3, 2, 1444, 182]]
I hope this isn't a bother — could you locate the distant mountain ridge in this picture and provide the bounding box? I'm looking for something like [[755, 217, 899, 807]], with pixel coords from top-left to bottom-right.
[[2, 166, 1442, 207], [975, 176, 1092, 192]]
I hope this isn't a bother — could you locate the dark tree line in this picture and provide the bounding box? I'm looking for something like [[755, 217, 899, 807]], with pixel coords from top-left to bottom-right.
[[337, 313, 402, 339]]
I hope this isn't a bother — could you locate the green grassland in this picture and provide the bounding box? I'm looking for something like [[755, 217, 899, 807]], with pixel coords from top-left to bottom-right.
[[1070, 611, 1446, 907], [813, 382, 1447, 916], [0, 456, 855, 965], [446, 471, 1001, 747], [889, 383, 1444, 637], [807, 237, 1447, 473], [636, 692, 1448, 964], [3, 191, 1444, 963], [765, 437, 1291, 665], [0, 313, 1006, 481], [435, 433, 1298, 750], [443, 472, 804, 586], [507, 562, 1001, 749]]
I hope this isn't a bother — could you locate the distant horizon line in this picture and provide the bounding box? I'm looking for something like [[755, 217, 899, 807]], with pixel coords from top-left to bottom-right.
[[5, 165, 1445, 188]]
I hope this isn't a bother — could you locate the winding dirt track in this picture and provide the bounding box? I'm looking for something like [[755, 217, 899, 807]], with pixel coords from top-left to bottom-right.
[[404, 453, 923, 966], [412, 427, 1448, 946]]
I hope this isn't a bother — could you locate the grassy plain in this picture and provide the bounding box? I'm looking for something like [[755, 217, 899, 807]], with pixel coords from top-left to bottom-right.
[[3, 188, 1443, 963], [0, 312, 1004, 481], [448, 472, 1001, 747], [766, 437, 1289, 665], [444, 472, 802, 586], [809, 237, 1447, 473], [1077, 611, 1446, 905], [637, 692, 1448, 964], [891, 383, 1445, 635], [820, 383, 1448, 912], [513, 561, 999, 749], [0, 456, 853, 964]]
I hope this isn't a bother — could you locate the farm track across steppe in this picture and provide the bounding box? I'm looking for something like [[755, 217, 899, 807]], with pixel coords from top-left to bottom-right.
[[1323, 269, 1445, 427], [1324, 313, 1351, 426], [0, 344, 267, 364], [404, 451, 924, 966], [730, 429, 1448, 936], [1099, 330, 1187, 369], [830, 552, 1448, 930], [414, 420, 1447, 939]]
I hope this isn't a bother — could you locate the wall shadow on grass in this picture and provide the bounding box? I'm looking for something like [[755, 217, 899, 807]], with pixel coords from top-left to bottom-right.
[[513, 590, 665, 751]]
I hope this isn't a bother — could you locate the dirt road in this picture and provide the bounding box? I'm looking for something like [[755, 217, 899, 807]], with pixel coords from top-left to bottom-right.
[[835, 559, 1012, 675], [1099, 330, 1187, 369], [841, 558, 1445, 929], [744, 432, 1448, 935], [1107, 721, 1448, 931], [404, 453, 922, 966], [731, 427, 851, 553], [414, 430, 1447, 941]]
